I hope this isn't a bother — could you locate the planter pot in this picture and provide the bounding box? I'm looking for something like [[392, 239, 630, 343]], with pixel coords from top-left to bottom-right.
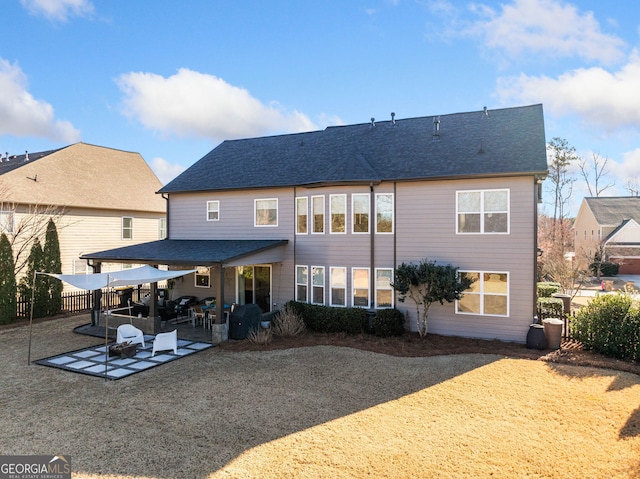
[[526, 323, 547, 350]]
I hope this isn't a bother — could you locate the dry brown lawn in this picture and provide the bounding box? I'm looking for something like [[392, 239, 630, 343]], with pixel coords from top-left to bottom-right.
[[1, 314, 639, 479]]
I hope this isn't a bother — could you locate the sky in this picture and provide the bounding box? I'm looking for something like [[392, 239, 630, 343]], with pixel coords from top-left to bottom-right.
[[2, 0, 640, 217]]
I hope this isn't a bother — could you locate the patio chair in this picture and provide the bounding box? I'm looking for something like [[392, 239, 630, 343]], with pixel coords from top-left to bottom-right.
[[152, 329, 178, 356], [116, 324, 145, 348], [191, 306, 206, 327]]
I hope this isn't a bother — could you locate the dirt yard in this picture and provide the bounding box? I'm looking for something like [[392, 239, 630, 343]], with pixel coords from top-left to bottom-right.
[[1, 314, 639, 479]]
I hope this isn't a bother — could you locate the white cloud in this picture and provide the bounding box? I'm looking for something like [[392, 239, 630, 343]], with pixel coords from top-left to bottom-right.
[[495, 50, 640, 131], [0, 58, 80, 142], [116, 68, 317, 141], [149, 157, 187, 186], [20, 0, 94, 22]]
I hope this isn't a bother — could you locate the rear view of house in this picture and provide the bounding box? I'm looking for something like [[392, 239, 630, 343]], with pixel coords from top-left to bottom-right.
[[86, 104, 548, 342]]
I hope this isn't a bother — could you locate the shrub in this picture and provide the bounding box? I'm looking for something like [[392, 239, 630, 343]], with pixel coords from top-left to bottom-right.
[[372, 308, 405, 337], [537, 282, 561, 298], [536, 297, 564, 321], [272, 304, 305, 337], [286, 301, 367, 334], [589, 261, 619, 277], [247, 327, 272, 345], [572, 292, 640, 361]]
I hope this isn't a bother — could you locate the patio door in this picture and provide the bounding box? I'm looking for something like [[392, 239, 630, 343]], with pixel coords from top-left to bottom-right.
[[237, 265, 271, 312]]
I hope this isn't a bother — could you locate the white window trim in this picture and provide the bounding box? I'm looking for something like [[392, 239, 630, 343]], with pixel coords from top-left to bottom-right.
[[330, 266, 347, 307], [374, 267, 394, 309], [295, 197, 309, 235], [207, 200, 220, 221], [456, 189, 510, 235], [351, 193, 370, 234], [456, 270, 509, 317], [195, 267, 211, 288], [159, 218, 167, 239], [254, 198, 278, 227], [375, 193, 394, 234], [72, 258, 91, 275], [296, 265, 308, 302], [330, 194, 347, 234], [311, 195, 325, 234], [311, 265, 325, 305], [122, 216, 133, 240], [0, 210, 14, 234], [351, 267, 370, 308]]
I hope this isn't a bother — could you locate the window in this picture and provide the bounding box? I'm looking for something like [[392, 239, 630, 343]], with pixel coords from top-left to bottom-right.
[[352, 268, 370, 307], [312, 195, 324, 233], [255, 198, 278, 226], [456, 271, 509, 316], [159, 218, 167, 239], [457, 189, 509, 234], [296, 197, 308, 234], [352, 193, 369, 233], [375, 268, 394, 308], [207, 201, 220, 221], [0, 211, 14, 234], [375, 193, 394, 233], [122, 217, 133, 239], [330, 194, 346, 233], [330, 267, 346, 306], [296, 265, 308, 302], [195, 267, 210, 288], [311, 266, 325, 304], [73, 258, 91, 275]]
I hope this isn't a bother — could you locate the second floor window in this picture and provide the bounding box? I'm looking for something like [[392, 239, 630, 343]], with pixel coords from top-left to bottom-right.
[[352, 193, 369, 234], [376, 193, 394, 233], [159, 218, 167, 239], [207, 201, 220, 221], [296, 197, 308, 234], [122, 217, 133, 239], [457, 189, 509, 234], [312, 195, 324, 233], [0, 211, 14, 234], [255, 198, 278, 226], [330, 194, 346, 233]]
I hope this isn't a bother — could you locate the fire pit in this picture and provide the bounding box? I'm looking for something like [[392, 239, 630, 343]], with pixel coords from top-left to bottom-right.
[[108, 342, 137, 359]]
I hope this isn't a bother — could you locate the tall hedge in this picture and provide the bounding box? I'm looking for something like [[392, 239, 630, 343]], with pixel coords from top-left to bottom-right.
[[0, 233, 17, 324], [20, 239, 47, 319], [43, 219, 63, 316]]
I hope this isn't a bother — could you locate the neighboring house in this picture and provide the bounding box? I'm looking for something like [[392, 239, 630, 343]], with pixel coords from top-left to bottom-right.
[[574, 197, 640, 274], [0, 142, 166, 288], [84, 104, 548, 342]]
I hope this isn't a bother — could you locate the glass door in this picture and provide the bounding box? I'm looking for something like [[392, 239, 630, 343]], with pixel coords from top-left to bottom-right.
[[237, 265, 271, 312]]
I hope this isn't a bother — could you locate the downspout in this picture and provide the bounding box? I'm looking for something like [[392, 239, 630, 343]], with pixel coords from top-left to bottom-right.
[[534, 177, 542, 317], [161, 193, 170, 239], [393, 182, 397, 308], [370, 183, 375, 308], [293, 187, 297, 294]]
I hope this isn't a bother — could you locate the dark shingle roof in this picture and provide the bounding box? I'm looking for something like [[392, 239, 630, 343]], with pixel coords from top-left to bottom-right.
[[160, 104, 548, 194], [586, 197, 640, 225], [0, 148, 65, 175]]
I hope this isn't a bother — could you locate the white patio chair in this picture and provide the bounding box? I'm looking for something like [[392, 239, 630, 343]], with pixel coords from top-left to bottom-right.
[[152, 329, 178, 356], [116, 324, 145, 348]]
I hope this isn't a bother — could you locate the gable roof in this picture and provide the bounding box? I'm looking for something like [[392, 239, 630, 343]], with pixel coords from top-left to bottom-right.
[[584, 197, 640, 226], [160, 104, 548, 194], [0, 142, 165, 213]]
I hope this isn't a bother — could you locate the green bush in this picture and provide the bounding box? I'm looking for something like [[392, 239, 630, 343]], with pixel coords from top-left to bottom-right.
[[285, 301, 367, 334], [589, 261, 619, 277], [372, 308, 405, 337], [536, 297, 564, 320], [572, 292, 640, 361], [537, 282, 561, 298]]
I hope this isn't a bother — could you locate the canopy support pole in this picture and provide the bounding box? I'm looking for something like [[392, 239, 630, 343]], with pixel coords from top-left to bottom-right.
[[27, 271, 37, 365]]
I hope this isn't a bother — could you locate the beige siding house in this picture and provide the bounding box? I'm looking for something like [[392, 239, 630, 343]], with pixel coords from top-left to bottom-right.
[[574, 197, 640, 274], [0, 143, 166, 288], [85, 105, 548, 342]]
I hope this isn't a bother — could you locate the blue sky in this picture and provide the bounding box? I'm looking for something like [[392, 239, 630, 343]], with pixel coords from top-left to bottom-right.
[[2, 0, 640, 216]]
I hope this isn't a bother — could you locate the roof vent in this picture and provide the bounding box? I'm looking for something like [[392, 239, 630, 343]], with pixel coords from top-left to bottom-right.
[[370, 117, 376, 128], [24, 150, 29, 162], [433, 116, 440, 139], [391, 112, 396, 125], [483, 106, 489, 117]]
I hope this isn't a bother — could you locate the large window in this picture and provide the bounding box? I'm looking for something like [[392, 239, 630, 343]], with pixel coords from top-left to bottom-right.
[[122, 217, 133, 239], [296, 265, 308, 302], [207, 201, 220, 221], [311, 266, 325, 304], [312, 195, 324, 233], [456, 271, 509, 316], [352, 193, 369, 234], [352, 268, 370, 307], [255, 198, 278, 226], [375, 193, 394, 233], [296, 197, 308, 234], [375, 268, 394, 308], [195, 267, 210, 288], [457, 189, 509, 234], [330, 194, 346, 234], [330, 267, 346, 306], [0, 211, 14, 233]]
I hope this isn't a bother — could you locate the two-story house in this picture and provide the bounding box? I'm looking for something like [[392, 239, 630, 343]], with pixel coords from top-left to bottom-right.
[[0, 142, 166, 288], [84, 104, 548, 342], [574, 197, 640, 274]]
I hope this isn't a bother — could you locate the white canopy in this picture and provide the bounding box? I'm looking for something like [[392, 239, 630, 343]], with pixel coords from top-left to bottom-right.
[[44, 265, 198, 290]]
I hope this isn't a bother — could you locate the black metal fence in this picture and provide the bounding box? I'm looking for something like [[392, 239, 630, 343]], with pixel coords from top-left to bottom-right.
[[16, 288, 151, 319]]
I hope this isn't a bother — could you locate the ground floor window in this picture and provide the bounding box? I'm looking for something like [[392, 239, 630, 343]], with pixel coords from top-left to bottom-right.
[[375, 268, 394, 308], [330, 267, 346, 306], [352, 268, 369, 307], [456, 271, 509, 316], [296, 265, 308, 302], [195, 267, 210, 288], [312, 266, 325, 304]]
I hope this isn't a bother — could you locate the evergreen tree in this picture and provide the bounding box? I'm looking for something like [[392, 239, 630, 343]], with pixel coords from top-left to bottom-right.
[[20, 239, 47, 319], [43, 219, 63, 316], [0, 233, 17, 324]]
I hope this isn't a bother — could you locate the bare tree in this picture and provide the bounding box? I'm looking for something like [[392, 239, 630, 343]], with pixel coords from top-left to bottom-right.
[[623, 178, 640, 197], [546, 137, 578, 244], [578, 152, 615, 197]]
